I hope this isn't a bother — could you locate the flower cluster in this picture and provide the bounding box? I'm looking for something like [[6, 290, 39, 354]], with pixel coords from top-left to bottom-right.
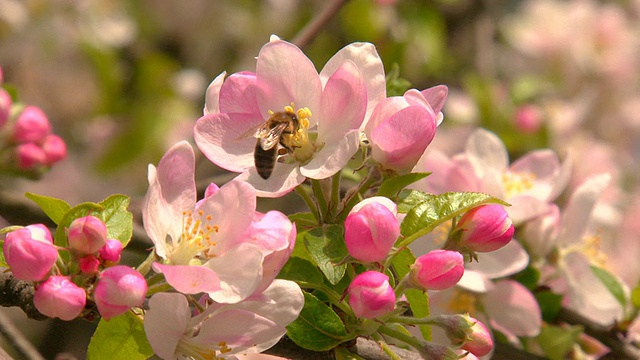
[[3, 216, 145, 321], [0, 68, 67, 176]]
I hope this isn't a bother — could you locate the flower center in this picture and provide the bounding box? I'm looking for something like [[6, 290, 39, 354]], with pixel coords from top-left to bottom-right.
[[502, 171, 536, 198], [447, 288, 479, 317], [168, 209, 220, 265], [175, 339, 232, 360], [277, 104, 316, 164]]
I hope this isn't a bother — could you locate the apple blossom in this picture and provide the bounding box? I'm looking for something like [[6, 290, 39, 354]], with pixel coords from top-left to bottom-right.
[[344, 198, 399, 263], [348, 271, 396, 319], [93, 265, 147, 320], [450, 204, 514, 254], [408, 250, 464, 291], [365, 85, 447, 173], [195, 37, 385, 197], [67, 215, 108, 254], [144, 280, 303, 360], [143, 140, 295, 303], [98, 239, 123, 264], [12, 105, 51, 144], [3, 224, 58, 281], [460, 317, 493, 357], [15, 142, 46, 170], [34, 276, 86, 321]]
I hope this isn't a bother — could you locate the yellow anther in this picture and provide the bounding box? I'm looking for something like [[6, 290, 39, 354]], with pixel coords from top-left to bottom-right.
[[447, 289, 478, 316], [213, 225, 219, 233]]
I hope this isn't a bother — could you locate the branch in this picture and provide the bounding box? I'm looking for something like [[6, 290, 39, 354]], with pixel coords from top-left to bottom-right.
[[291, 0, 349, 49], [0, 269, 46, 320]]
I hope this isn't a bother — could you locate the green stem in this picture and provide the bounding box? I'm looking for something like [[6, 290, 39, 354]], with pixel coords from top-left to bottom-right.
[[136, 249, 158, 276], [146, 282, 173, 297], [336, 173, 380, 222], [388, 315, 437, 326], [294, 185, 320, 222], [311, 179, 328, 222], [377, 325, 424, 351], [329, 171, 342, 220], [378, 341, 403, 360]]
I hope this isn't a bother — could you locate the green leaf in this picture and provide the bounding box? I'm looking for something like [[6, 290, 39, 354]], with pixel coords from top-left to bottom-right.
[[535, 291, 563, 323], [391, 248, 430, 340], [376, 172, 430, 198], [0, 241, 6, 267], [398, 191, 508, 247], [289, 212, 319, 229], [286, 291, 353, 351], [334, 345, 365, 360], [394, 189, 433, 213], [591, 266, 627, 307], [278, 257, 325, 287], [99, 195, 133, 246], [513, 266, 540, 291], [536, 325, 583, 360], [631, 285, 640, 309], [87, 312, 154, 360], [304, 225, 348, 285], [24, 192, 71, 225]]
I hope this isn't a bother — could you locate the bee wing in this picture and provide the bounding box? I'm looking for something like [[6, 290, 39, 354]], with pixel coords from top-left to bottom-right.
[[237, 121, 270, 140], [259, 123, 288, 150]]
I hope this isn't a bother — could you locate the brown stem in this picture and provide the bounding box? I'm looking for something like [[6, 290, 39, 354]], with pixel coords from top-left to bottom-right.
[[291, 0, 349, 49]]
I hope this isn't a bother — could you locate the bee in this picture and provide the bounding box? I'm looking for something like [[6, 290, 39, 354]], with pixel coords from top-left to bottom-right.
[[245, 109, 300, 179]]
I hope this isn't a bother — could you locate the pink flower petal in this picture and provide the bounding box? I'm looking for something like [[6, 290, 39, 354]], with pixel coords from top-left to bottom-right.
[[483, 280, 542, 337], [300, 129, 360, 179], [204, 71, 226, 115], [255, 40, 322, 116], [464, 240, 529, 279], [144, 293, 191, 359], [193, 309, 280, 351], [510, 149, 563, 200], [420, 85, 448, 114], [194, 113, 262, 173], [152, 263, 221, 294], [465, 129, 509, 172], [204, 243, 266, 303], [219, 71, 261, 115], [238, 164, 306, 198]]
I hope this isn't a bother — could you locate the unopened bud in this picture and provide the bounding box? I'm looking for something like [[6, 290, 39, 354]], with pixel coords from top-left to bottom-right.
[[348, 271, 396, 319], [34, 276, 86, 321], [408, 250, 464, 291], [3, 224, 57, 281], [79, 255, 100, 275], [94, 266, 147, 320], [67, 216, 108, 254], [98, 239, 123, 264], [16, 143, 46, 170], [42, 134, 67, 165], [345, 198, 399, 263], [13, 106, 51, 144], [454, 205, 514, 253]]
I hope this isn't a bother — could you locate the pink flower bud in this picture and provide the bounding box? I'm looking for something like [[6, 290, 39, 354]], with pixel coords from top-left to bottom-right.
[[42, 134, 67, 165], [3, 224, 57, 281], [0, 88, 11, 128], [13, 106, 52, 144], [455, 205, 514, 253], [409, 250, 464, 291], [461, 318, 493, 357], [98, 239, 123, 264], [348, 271, 396, 319], [514, 104, 542, 134], [79, 255, 100, 275], [16, 143, 46, 170], [0, 65, 3, 84], [34, 276, 86, 321], [67, 216, 108, 254], [94, 266, 147, 320], [345, 200, 399, 263]]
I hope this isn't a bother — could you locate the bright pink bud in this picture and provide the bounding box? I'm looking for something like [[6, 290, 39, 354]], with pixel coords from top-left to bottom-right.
[[345, 200, 399, 263], [34, 276, 86, 321], [94, 266, 147, 320], [16, 143, 46, 170], [0, 88, 11, 128], [456, 205, 514, 252], [410, 250, 464, 291], [461, 318, 493, 357], [3, 224, 57, 281], [13, 106, 52, 144], [0, 65, 3, 84], [41, 134, 67, 165], [67, 216, 108, 254], [514, 104, 542, 134], [98, 239, 123, 264], [79, 255, 100, 275], [348, 271, 396, 319]]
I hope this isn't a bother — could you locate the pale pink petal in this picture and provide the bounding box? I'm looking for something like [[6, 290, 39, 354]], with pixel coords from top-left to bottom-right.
[[522, 204, 560, 258], [205, 243, 266, 303], [152, 263, 221, 294], [238, 163, 306, 198], [204, 71, 226, 115], [196, 180, 257, 249], [465, 129, 509, 172], [370, 106, 436, 172], [557, 174, 610, 247], [507, 195, 552, 225], [351, 196, 398, 216], [236, 354, 290, 360], [457, 270, 493, 293], [420, 85, 448, 114], [300, 129, 360, 179], [464, 240, 529, 279], [255, 40, 322, 116], [143, 141, 196, 257], [319, 42, 386, 124], [317, 60, 367, 143], [364, 96, 409, 139], [403, 89, 436, 117], [559, 252, 622, 325], [194, 113, 262, 173], [218, 71, 261, 115], [510, 149, 563, 200], [144, 293, 191, 359], [483, 280, 542, 337]]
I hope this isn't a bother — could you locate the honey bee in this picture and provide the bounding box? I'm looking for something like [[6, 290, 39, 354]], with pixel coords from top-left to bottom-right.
[[245, 109, 300, 179]]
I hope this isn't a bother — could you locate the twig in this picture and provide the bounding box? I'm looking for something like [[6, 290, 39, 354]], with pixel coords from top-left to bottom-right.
[[0, 309, 45, 360], [291, 0, 349, 49]]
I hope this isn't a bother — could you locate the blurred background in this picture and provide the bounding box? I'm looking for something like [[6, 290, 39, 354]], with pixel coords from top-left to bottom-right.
[[0, 0, 639, 358]]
